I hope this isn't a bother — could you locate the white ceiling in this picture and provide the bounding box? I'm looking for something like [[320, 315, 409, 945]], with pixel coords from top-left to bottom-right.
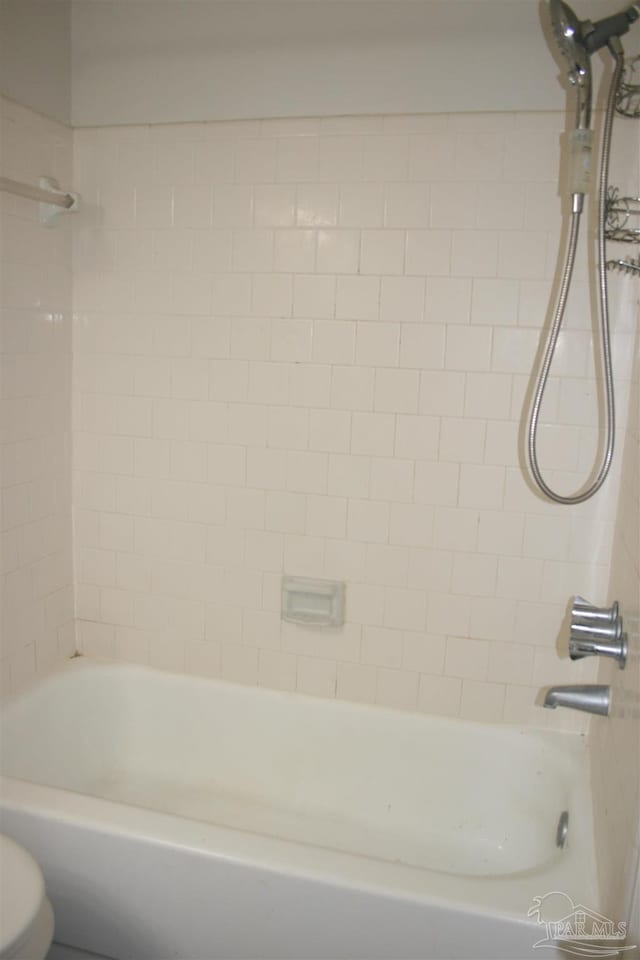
[[71, 0, 636, 126], [2, 0, 637, 126]]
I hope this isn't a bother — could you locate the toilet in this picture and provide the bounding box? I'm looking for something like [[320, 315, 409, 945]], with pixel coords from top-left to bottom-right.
[[0, 834, 54, 960]]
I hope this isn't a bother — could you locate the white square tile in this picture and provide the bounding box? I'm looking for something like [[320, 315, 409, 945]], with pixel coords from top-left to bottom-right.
[[375, 370, 419, 414], [211, 274, 252, 316], [389, 501, 434, 549], [230, 317, 271, 360], [383, 588, 427, 632], [313, 320, 356, 365], [194, 140, 235, 184], [252, 273, 295, 318], [347, 499, 389, 543], [399, 324, 445, 371], [360, 230, 405, 275], [413, 461, 459, 506], [408, 133, 456, 181], [277, 137, 319, 182], [439, 417, 486, 463], [477, 510, 524, 556], [274, 230, 316, 273], [471, 278, 519, 326], [402, 632, 446, 674], [458, 464, 505, 509], [355, 322, 399, 367], [296, 184, 339, 227], [468, 596, 516, 643], [308, 409, 351, 453], [289, 364, 332, 408], [405, 230, 451, 277], [395, 415, 439, 460], [269, 406, 309, 450], [258, 649, 297, 692], [247, 447, 287, 490], [232, 229, 274, 273], [445, 326, 492, 372], [488, 640, 534, 685], [283, 534, 325, 577], [287, 450, 328, 494], [418, 370, 464, 416], [306, 495, 347, 539], [339, 183, 384, 228], [425, 277, 472, 324], [451, 551, 498, 597], [265, 491, 307, 533], [433, 507, 479, 552], [380, 277, 425, 324], [385, 184, 430, 229], [336, 661, 377, 704], [327, 454, 370, 499], [234, 138, 276, 183], [297, 656, 337, 699], [365, 543, 409, 587], [351, 412, 395, 457], [213, 185, 253, 227], [293, 275, 336, 319], [331, 366, 375, 411], [208, 359, 249, 402], [173, 185, 212, 229], [335, 276, 380, 321], [247, 361, 290, 405], [271, 319, 313, 362], [370, 458, 414, 503], [459, 679, 505, 722], [451, 230, 498, 279], [253, 184, 296, 227], [316, 230, 360, 274], [318, 136, 363, 181], [417, 673, 462, 718]]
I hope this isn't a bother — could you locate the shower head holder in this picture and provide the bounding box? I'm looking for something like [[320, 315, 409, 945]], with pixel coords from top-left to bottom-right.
[[616, 54, 640, 116], [549, 1, 640, 127], [607, 253, 640, 274], [605, 186, 640, 242]]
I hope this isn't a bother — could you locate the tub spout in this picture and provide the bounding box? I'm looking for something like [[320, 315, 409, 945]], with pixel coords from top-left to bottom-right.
[[543, 684, 610, 716]]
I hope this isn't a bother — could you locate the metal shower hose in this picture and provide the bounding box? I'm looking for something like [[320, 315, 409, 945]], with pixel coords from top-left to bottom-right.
[[527, 49, 624, 504]]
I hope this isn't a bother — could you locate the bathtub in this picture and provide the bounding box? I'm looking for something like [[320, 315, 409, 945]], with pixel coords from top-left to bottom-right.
[[0, 659, 598, 960]]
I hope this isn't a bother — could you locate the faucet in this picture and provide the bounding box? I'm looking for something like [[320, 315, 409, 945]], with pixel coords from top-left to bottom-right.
[[543, 684, 611, 716], [568, 597, 627, 668]]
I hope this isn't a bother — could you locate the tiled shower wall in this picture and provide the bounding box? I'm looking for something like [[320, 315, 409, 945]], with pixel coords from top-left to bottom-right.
[[592, 299, 640, 925], [0, 96, 75, 692], [72, 111, 633, 731], [585, 118, 639, 935]]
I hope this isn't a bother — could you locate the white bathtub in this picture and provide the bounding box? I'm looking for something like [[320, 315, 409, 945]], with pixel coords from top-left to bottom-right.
[[0, 659, 598, 959]]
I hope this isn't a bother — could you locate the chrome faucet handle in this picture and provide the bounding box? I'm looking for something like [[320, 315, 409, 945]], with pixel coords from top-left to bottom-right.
[[571, 596, 618, 625], [570, 619, 622, 643], [569, 631, 628, 667], [568, 596, 627, 668]]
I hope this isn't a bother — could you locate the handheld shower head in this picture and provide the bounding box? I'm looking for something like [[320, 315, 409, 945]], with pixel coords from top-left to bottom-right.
[[548, 1, 640, 127], [549, 0, 591, 85]]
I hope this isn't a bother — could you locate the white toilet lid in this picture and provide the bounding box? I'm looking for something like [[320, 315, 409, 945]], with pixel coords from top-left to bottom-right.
[[0, 834, 47, 957]]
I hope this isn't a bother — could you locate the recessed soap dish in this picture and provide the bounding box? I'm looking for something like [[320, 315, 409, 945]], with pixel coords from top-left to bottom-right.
[[281, 576, 345, 627]]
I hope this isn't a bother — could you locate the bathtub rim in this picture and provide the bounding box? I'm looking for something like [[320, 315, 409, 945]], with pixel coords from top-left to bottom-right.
[[0, 774, 584, 926]]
